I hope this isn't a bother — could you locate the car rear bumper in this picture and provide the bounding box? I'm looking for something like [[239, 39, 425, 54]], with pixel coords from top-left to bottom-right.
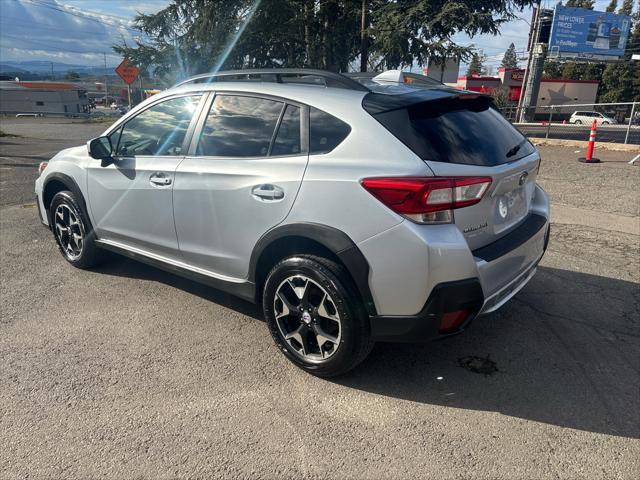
[[364, 185, 550, 342], [369, 278, 484, 342]]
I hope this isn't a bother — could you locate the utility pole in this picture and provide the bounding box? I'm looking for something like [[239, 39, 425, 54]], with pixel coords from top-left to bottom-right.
[[518, 2, 545, 123], [359, 0, 369, 72], [50, 62, 54, 80], [103, 53, 108, 105], [138, 73, 143, 104]]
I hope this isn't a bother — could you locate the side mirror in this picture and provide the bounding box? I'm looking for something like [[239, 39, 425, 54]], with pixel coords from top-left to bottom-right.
[[87, 136, 113, 160]]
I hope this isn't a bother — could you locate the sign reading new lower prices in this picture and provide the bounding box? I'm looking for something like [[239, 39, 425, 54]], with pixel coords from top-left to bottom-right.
[[548, 5, 632, 58]]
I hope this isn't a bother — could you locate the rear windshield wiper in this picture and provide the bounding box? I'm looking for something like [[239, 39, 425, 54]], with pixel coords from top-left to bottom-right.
[[506, 139, 527, 158]]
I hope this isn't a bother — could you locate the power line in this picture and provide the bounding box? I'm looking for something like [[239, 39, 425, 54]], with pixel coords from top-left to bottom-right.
[[0, 41, 119, 57], [21, 0, 138, 24], [16, 0, 145, 34]]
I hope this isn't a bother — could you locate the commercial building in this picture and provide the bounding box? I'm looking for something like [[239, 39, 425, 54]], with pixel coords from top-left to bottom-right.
[[455, 68, 599, 117], [0, 81, 89, 114]]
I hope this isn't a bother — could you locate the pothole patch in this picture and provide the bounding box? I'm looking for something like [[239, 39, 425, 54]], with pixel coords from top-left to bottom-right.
[[458, 355, 498, 375]]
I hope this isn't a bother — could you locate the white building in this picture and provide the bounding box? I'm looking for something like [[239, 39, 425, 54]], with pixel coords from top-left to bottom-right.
[[0, 81, 89, 114]]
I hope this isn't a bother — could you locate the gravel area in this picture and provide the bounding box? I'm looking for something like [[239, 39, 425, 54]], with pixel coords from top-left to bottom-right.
[[1, 118, 639, 479]]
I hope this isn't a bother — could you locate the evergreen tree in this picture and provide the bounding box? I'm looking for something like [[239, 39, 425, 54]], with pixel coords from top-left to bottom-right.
[[618, 0, 633, 16], [113, 0, 537, 82], [606, 0, 618, 12], [565, 0, 595, 8], [466, 53, 486, 76], [543, 60, 562, 78], [500, 43, 519, 68], [598, 0, 639, 102]]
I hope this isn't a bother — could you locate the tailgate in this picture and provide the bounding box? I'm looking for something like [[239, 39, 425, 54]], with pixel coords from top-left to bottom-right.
[[425, 152, 540, 250], [364, 91, 541, 250]]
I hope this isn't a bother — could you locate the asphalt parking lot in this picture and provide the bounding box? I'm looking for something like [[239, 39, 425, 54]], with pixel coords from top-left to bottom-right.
[[1, 117, 639, 479]]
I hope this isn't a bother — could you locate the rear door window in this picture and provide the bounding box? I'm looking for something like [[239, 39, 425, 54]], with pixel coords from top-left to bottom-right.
[[271, 104, 301, 156], [367, 95, 536, 165], [197, 95, 283, 157], [309, 107, 351, 154]]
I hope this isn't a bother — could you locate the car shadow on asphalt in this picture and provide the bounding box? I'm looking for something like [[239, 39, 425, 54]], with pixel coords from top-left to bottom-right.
[[94, 255, 639, 439], [93, 253, 263, 321], [336, 266, 640, 439]]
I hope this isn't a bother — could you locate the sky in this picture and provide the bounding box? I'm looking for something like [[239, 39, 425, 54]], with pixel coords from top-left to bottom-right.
[[0, 0, 620, 71], [0, 0, 168, 67]]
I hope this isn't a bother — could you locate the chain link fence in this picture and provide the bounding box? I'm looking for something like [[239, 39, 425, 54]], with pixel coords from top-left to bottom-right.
[[501, 102, 639, 145]]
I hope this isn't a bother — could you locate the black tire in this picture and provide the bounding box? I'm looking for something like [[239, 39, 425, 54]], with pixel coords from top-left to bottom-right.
[[602, 121, 609, 125], [50, 190, 104, 269], [263, 255, 374, 377], [574, 119, 582, 125]]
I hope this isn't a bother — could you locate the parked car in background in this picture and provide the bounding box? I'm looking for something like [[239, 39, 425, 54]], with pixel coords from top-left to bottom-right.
[[569, 111, 617, 125], [34, 69, 550, 377]]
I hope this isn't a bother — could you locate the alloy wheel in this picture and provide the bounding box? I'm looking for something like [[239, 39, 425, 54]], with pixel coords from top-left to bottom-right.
[[54, 204, 84, 260], [273, 275, 342, 361]]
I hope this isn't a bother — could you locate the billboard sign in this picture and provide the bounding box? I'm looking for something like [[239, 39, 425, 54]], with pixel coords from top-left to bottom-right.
[[548, 5, 632, 58], [511, 70, 525, 81]]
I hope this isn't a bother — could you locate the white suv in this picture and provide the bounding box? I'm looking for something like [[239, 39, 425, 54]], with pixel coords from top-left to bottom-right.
[[569, 111, 617, 125], [35, 69, 550, 377]]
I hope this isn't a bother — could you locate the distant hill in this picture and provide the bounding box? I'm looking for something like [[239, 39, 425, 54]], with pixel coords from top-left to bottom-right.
[[0, 61, 115, 76], [0, 64, 30, 74]]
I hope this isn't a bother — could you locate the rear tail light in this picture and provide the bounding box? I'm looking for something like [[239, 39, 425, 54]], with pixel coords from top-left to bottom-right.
[[38, 161, 48, 176], [439, 309, 472, 333], [361, 176, 492, 224]]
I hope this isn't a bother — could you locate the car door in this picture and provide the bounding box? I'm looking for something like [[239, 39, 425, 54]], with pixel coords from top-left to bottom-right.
[[173, 93, 308, 279], [87, 94, 203, 258]]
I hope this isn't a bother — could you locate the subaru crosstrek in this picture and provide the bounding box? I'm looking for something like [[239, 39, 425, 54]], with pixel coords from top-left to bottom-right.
[[35, 69, 550, 377]]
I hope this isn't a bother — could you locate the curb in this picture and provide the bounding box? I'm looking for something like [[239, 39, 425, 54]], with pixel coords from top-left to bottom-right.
[[531, 138, 640, 152]]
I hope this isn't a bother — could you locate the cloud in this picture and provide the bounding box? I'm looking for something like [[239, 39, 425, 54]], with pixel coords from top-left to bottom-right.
[[0, 0, 161, 66]]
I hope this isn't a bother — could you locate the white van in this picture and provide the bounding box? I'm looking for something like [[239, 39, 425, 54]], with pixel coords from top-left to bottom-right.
[[569, 111, 617, 125]]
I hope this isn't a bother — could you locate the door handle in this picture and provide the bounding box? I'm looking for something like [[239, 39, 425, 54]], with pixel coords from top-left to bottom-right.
[[149, 173, 172, 187], [251, 184, 284, 200]]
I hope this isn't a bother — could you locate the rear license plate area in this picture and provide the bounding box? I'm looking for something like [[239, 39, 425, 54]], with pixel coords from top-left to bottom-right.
[[493, 185, 527, 233]]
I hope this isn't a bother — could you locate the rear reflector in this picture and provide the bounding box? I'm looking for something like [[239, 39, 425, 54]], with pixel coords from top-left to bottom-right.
[[439, 310, 471, 333], [361, 176, 491, 224], [38, 161, 48, 176]]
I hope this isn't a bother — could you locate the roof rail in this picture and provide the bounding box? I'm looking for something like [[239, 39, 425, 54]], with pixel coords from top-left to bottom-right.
[[173, 68, 370, 92]]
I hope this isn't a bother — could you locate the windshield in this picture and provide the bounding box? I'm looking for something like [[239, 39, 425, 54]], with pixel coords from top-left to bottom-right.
[[367, 95, 536, 166]]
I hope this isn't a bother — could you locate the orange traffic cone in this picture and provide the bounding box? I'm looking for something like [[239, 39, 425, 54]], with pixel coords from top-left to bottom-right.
[[578, 119, 601, 163]]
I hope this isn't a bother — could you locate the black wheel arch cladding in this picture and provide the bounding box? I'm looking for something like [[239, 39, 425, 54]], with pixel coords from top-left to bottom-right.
[[43, 173, 90, 228], [250, 222, 377, 316]]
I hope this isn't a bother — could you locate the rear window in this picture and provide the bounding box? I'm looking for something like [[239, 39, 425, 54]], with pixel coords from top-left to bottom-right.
[[368, 95, 536, 165], [309, 107, 351, 154]]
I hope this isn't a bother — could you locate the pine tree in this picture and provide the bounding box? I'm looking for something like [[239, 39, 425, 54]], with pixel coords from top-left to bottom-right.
[[565, 0, 595, 8], [598, 0, 639, 102], [606, 0, 618, 12], [542, 60, 562, 78], [466, 53, 486, 76], [500, 43, 519, 69], [618, 0, 633, 16], [114, 1, 541, 80]]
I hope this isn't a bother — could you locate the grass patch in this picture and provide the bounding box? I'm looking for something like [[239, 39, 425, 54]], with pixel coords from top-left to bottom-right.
[[90, 117, 119, 124], [0, 129, 20, 138]]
